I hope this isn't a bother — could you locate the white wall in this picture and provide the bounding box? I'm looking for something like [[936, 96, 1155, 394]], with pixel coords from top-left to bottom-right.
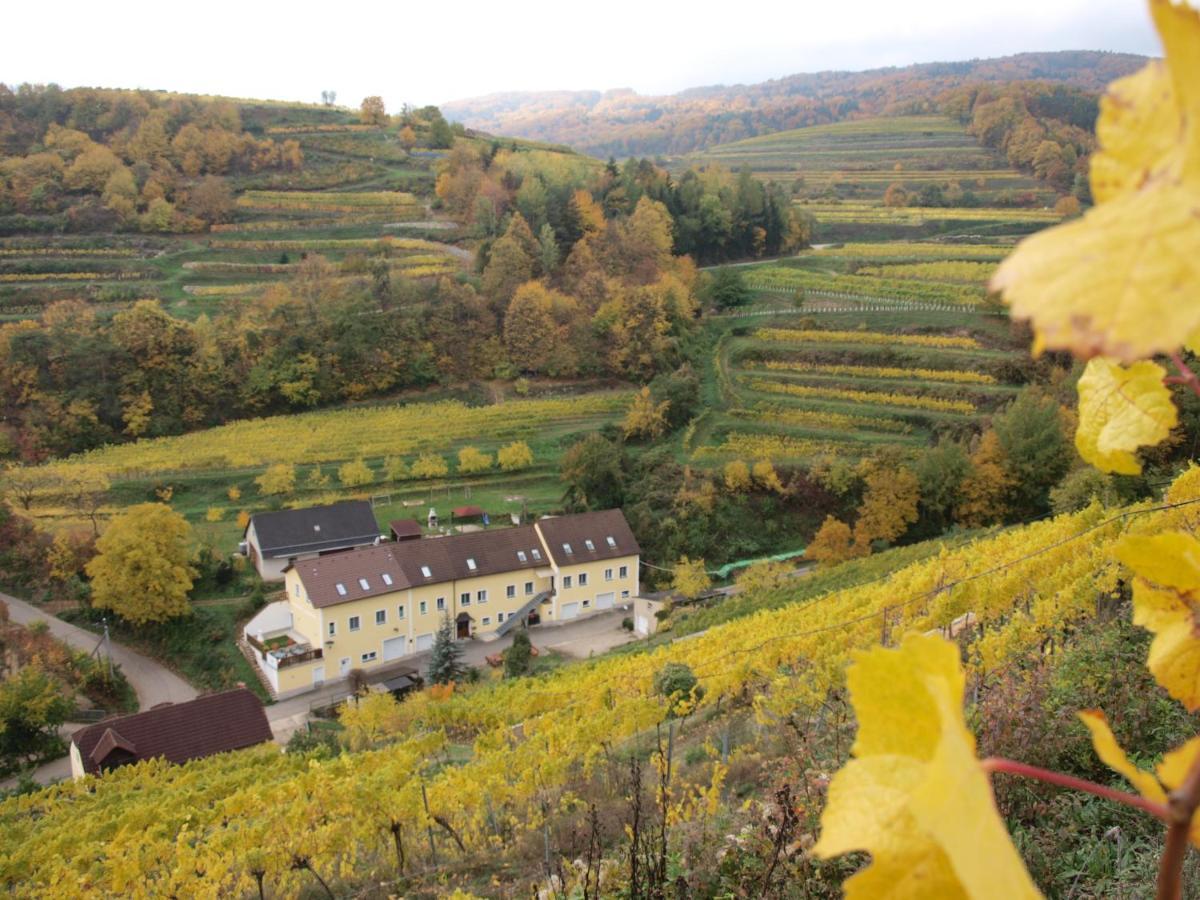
[[243, 601, 294, 642]]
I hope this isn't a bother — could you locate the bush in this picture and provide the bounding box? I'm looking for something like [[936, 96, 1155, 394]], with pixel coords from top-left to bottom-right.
[[653, 662, 704, 715], [621, 617, 634, 632]]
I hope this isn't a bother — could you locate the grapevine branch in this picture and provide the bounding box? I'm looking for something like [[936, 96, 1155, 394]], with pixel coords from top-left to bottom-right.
[[982, 757, 1169, 822], [1156, 749, 1200, 900], [1166, 352, 1200, 399]]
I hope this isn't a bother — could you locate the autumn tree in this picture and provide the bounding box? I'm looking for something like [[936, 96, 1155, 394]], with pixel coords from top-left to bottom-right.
[[621, 386, 669, 441], [482, 214, 537, 311], [384, 456, 409, 481], [752, 459, 786, 494], [338, 458, 374, 487], [672, 556, 711, 599], [955, 430, 1014, 527], [256, 463, 296, 496], [805, 515, 858, 565], [0, 666, 74, 767], [86, 503, 196, 625], [561, 434, 624, 511], [497, 440, 534, 471], [853, 463, 919, 551], [360, 96, 387, 126], [503, 281, 557, 373], [723, 459, 752, 492], [457, 446, 493, 474], [186, 175, 234, 226], [411, 453, 449, 480], [736, 558, 792, 594]]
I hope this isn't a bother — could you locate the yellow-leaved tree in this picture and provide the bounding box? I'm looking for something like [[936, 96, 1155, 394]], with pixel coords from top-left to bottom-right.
[[456, 446, 493, 474], [338, 458, 374, 488], [816, 5, 1200, 897], [255, 463, 295, 496], [671, 556, 711, 600], [86, 502, 196, 625], [497, 440, 534, 471]]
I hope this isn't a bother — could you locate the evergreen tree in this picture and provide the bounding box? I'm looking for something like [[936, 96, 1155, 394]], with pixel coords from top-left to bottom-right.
[[427, 614, 464, 685], [503, 629, 533, 678]]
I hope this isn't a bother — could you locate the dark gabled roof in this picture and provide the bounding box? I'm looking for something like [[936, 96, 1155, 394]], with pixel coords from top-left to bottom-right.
[[537, 509, 640, 566], [249, 500, 380, 558], [71, 688, 272, 776], [389, 519, 423, 540], [296, 525, 549, 608]]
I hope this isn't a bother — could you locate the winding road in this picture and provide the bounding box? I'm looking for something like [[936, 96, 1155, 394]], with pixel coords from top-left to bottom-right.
[[1, 591, 197, 710]]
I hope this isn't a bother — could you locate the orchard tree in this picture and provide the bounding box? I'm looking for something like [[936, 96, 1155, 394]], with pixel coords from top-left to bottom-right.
[[256, 463, 296, 496], [497, 441, 534, 472], [86, 503, 196, 625], [411, 453, 449, 480], [337, 458, 374, 487], [457, 446, 493, 474]]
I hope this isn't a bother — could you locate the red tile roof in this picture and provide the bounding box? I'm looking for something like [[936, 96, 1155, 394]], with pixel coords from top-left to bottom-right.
[[71, 688, 273, 776]]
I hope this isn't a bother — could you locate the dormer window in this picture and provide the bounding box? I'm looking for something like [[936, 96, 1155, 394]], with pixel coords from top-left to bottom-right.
[[517, 551, 527, 563], [382, 573, 393, 586], [358, 577, 370, 591], [606, 536, 617, 549], [420, 565, 432, 578], [584, 539, 595, 551], [563, 543, 573, 555], [531, 548, 542, 561], [335, 583, 347, 597], [466, 558, 477, 571]]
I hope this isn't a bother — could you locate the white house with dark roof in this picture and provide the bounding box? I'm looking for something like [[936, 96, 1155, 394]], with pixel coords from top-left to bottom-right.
[[242, 499, 383, 581]]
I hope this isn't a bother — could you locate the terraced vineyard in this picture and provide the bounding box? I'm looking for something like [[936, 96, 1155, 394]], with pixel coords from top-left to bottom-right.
[[693, 240, 1030, 468], [0, 110, 470, 323], [685, 115, 1062, 241]]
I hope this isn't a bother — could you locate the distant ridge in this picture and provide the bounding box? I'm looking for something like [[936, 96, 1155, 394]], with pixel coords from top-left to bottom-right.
[[442, 50, 1148, 158]]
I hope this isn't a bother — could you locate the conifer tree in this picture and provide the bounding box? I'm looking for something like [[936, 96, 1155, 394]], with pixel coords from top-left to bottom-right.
[[427, 614, 463, 685]]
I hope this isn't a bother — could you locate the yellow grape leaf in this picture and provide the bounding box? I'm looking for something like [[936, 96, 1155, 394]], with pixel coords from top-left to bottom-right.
[[1075, 357, 1177, 474], [1079, 710, 1200, 846], [813, 633, 1041, 899], [1078, 710, 1167, 803], [989, 0, 1200, 362], [1116, 532, 1200, 710]]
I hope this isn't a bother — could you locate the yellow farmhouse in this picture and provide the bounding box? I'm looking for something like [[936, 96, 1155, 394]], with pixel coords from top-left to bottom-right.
[[242, 509, 640, 698]]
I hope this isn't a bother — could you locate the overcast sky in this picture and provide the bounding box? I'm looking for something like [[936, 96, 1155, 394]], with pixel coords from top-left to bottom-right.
[[4, 0, 1161, 111]]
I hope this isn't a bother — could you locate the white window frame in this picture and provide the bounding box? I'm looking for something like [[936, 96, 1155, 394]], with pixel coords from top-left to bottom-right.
[[419, 600, 427, 615], [578, 572, 588, 587], [361, 651, 377, 663], [506, 584, 516, 599], [460, 591, 471, 606], [562, 543, 573, 555], [531, 548, 542, 561], [584, 539, 595, 551], [359, 578, 371, 591], [420, 565, 432, 578], [348, 615, 361, 632], [517, 551, 527, 563], [375, 609, 386, 626], [466, 557, 477, 571], [563, 575, 572, 589], [482, 616, 491, 626], [335, 583, 347, 597], [619, 565, 628, 578], [477, 590, 487, 604], [328, 621, 336, 637], [604, 568, 613, 582], [436, 597, 446, 611], [606, 536, 617, 549], [525, 581, 534, 595], [397, 605, 405, 620], [382, 573, 393, 586]]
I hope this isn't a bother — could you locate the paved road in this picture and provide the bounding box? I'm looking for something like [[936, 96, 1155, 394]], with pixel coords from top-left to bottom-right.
[[1, 592, 200, 790], [1, 591, 198, 710], [266, 607, 638, 742]]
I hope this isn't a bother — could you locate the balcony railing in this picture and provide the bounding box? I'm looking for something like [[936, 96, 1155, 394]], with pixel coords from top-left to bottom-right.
[[275, 646, 323, 669], [246, 633, 322, 669]]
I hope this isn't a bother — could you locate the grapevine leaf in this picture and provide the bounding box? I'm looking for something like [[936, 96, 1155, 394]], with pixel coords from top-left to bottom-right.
[[813, 633, 1042, 899], [1075, 357, 1177, 474], [1078, 710, 1168, 802], [989, 0, 1200, 362], [1080, 710, 1200, 845], [1116, 532, 1200, 710]]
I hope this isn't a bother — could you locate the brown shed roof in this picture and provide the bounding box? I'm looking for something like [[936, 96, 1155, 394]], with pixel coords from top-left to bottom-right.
[[389, 519, 423, 540], [71, 688, 272, 776], [536, 509, 640, 566]]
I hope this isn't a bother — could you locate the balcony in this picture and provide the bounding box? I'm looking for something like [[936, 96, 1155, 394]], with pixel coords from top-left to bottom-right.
[[246, 631, 322, 670]]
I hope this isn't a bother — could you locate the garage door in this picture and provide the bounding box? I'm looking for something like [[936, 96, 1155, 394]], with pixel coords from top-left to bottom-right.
[[635, 615, 648, 636], [383, 636, 407, 662], [595, 592, 615, 611], [561, 602, 580, 620], [414, 633, 434, 651]]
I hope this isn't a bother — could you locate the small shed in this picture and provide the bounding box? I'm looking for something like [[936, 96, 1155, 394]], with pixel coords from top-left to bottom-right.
[[451, 505, 489, 527], [389, 519, 423, 542]]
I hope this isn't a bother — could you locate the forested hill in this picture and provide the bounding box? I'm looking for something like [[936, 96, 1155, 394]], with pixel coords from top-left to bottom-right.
[[442, 50, 1148, 157]]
